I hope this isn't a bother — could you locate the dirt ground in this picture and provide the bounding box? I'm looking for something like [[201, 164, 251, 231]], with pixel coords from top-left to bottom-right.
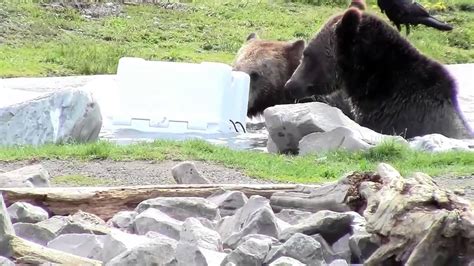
[[1, 159, 473, 202]]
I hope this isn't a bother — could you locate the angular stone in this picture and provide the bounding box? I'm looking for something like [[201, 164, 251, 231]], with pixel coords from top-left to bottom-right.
[[207, 190, 248, 217], [349, 232, 379, 263], [276, 209, 313, 225], [0, 194, 14, 256], [0, 256, 15, 266], [133, 208, 182, 240], [221, 238, 272, 266], [0, 89, 102, 146], [311, 234, 339, 263], [13, 222, 55, 246], [232, 234, 280, 250], [171, 161, 210, 184], [409, 133, 473, 152], [37, 214, 109, 237], [106, 211, 136, 232], [101, 228, 152, 263], [263, 102, 405, 154], [180, 217, 222, 251], [265, 233, 325, 265], [376, 163, 402, 183], [329, 259, 349, 266], [7, 202, 49, 224], [218, 196, 280, 249], [106, 237, 177, 265], [331, 233, 351, 263], [0, 164, 51, 188], [135, 197, 220, 221], [269, 256, 305, 266], [298, 127, 372, 155], [175, 242, 226, 266], [279, 210, 353, 244], [47, 233, 106, 261]]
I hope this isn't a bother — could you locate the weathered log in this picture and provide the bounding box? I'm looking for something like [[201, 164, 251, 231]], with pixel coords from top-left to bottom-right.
[[6, 234, 102, 265], [271, 163, 474, 265], [1, 184, 319, 221]]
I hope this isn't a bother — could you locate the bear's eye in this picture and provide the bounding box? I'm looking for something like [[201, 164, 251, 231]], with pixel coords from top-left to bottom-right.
[[250, 72, 260, 81]]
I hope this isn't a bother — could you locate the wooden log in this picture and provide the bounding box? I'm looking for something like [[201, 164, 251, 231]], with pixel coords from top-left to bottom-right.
[[6, 234, 102, 265], [1, 184, 319, 221]]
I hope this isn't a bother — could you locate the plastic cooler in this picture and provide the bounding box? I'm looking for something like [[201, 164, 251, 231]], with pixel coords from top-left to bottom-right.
[[111, 57, 250, 134]]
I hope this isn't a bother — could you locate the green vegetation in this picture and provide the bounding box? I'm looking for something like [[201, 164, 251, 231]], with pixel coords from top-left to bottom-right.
[[0, 0, 473, 77], [52, 174, 110, 186], [1, 140, 472, 183]]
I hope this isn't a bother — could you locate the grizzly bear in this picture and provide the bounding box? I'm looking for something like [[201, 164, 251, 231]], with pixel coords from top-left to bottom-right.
[[284, 7, 473, 139], [232, 33, 354, 119]]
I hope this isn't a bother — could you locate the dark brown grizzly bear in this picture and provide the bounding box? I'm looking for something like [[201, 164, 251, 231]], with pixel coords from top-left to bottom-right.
[[284, 7, 473, 139], [233, 33, 354, 119]]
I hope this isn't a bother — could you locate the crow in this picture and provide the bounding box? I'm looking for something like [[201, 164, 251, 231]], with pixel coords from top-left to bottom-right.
[[377, 0, 453, 35]]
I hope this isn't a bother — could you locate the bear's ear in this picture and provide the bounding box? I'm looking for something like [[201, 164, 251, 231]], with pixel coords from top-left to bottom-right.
[[288, 39, 305, 58], [246, 33, 259, 42], [336, 8, 362, 41]]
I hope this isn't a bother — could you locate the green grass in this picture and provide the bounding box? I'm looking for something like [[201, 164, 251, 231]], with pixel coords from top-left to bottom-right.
[[52, 174, 111, 186], [0, 0, 473, 77], [1, 140, 472, 183]]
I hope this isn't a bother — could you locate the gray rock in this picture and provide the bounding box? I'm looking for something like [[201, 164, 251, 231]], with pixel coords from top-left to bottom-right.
[[36, 213, 109, 237], [349, 232, 379, 263], [171, 161, 210, 184], [106, 237, 177, 266], [298, 127, 372, 155], [276, 209, 313, 225], [218, 196, 280, 249], [13, 222, 55, 246], [133, 208, 183, 240], [232, 234, 280, 250], [409, 133, 474, 152], [269, 256, 305, 266], [265, 233, 325, 265], [7, 202, 48, 223], [0, 256, 15, 266], [180, 217, 222, 251], [176, 242, 227, 266], [279, 210, 353, 243], [106, 211, 136, 232], [331, 233, 351, 263], [329, 259, 349, 266], [270, 181, 352, 214], [0, 194, 14, 256], [0, 164, 51, 188], [135, 197, 220, 221], [263, 102, 405, 154], [221, 238, 272, 266], [311, 234, 339, 263], [101, 228, 152, 263], [207, 190, 248, 217], [0, 88, 102, 146], [47, 233, 106, 261]]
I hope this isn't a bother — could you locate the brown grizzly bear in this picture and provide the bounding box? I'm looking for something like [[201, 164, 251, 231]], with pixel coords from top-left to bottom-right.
[[233, 33, 354, 119], [284, 7, 473, 139]]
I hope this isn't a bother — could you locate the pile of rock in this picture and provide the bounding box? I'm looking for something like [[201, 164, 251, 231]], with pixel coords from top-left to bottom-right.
[[263, 102, 474, 154], [1, 163, 473, 265]]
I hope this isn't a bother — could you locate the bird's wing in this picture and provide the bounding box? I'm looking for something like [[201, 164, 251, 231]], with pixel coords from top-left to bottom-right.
[[411, 2, 431, 17]]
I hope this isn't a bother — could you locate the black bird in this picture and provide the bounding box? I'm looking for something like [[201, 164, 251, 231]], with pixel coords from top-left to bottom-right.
[[377, 0, 453, 35]]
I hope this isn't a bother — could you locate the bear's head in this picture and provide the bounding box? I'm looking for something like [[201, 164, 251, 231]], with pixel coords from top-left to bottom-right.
[[232, 33, 305, 117], [284, 8, 367, 100]]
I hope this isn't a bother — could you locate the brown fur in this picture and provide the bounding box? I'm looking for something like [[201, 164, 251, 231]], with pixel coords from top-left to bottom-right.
[[232, 33, 305, 118]]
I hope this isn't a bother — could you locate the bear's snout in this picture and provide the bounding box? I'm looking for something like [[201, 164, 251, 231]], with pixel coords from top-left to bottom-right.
[[284, 79, 307, 100]]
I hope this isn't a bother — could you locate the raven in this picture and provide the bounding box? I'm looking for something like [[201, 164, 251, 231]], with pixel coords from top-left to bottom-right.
[[377, 0, 453, 35]]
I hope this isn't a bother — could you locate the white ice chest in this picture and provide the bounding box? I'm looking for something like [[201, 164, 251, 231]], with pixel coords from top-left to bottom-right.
[[112, 57, 250, 134]]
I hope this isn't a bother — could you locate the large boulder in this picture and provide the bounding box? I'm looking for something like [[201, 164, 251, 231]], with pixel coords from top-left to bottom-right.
[[0, 89, 102, 146], [265, 233, 325, 265], [263, 102, 405, 154], [47, 233, 106, 261], [135, 197, 220, 222], [106, 236, 177, 265], [221, 238, 272, 266], [171, 161, 210, 184], [133, 208, 183, 240], [13, 223, 56, 246], [408, 133, 474, 152], [0, 164, 51, 188], [207, 190, 248, 217], [179, 217, 222, 251], [7, 202, 49, 223]]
